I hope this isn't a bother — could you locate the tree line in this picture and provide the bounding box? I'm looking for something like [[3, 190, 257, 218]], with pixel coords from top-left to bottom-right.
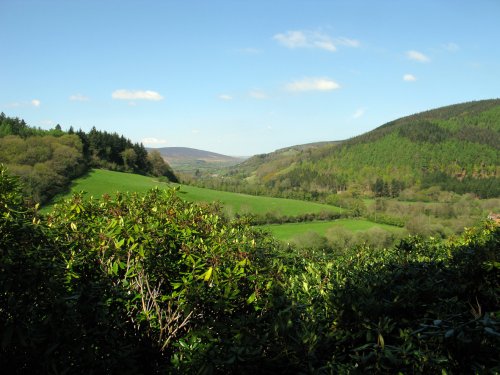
[[0, 113, 177, 203]]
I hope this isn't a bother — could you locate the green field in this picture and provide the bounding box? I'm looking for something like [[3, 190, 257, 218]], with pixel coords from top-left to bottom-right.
[[59, 169, 164, 196], [46, 170, 405, 239], [176, 184, 341, 216], [45, 169, 342, 217], [261, 219, 405, 241]]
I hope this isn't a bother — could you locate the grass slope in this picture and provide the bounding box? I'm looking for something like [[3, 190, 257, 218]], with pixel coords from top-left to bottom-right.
[[177, 184, 341, 216], [65, 169, 163, 196], [46, 169, 341, 217], [262, 219, 404, 241]]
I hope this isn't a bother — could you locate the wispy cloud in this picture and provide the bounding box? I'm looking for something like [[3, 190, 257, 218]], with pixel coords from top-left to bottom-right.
[[443, 42, 459, 52], [403, 74, 417, 82], [69, 94, 89, 101], [334, 37, 360, 48], [142, 137, 167, 145], [274, 30, 309, 49], [352, 108, 365, 119], [273, 30, 359, 52], [406, 50, 430, 63], [286, 77, 340, 92], [5, 99, 41, 108], [249, 90, 268, 99], [218, 94, 233, 101], [112, 89, 163, 101]]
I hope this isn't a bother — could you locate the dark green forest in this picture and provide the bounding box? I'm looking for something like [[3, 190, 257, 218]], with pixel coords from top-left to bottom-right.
[[0, 113, 177, 203], [190, 99, 500, 200], [1, 167, 499, 373]]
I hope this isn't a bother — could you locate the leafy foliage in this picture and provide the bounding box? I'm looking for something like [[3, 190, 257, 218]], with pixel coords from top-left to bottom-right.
[[0, 134, 86, 203], [1, 166, 499, 373]]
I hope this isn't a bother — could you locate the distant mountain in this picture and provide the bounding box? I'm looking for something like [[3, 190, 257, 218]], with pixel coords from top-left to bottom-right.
[[224, 99, 500, 198], [148, 147, 246, 169]]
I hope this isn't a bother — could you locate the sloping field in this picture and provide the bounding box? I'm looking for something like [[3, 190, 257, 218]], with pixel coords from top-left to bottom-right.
[[176, 184, 342, 216], [45, 169, 342, 217], [261, 219, 405, 241]]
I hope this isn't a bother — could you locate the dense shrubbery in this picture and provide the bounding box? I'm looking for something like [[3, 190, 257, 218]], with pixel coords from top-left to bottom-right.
[[242, 210, 343, 225], [1, 166, 499, 373], [0, 134, 86, 203]]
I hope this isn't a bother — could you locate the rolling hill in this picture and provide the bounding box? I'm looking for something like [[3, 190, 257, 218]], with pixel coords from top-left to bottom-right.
[[221, 99, 500, 198], [44, 168, 342, 219], [149, 147, 246, 170]]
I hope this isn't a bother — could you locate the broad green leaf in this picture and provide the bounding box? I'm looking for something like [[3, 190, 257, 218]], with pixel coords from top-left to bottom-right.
[[247, 292, 256, 304], [203, 266, 213, 282]]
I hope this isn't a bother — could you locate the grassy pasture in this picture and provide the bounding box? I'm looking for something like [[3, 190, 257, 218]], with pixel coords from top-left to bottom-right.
[[176, 184, 342, 217], [45, 169, 342, 217], [62, 169, 162, 196], [261, 219, 405, 241]]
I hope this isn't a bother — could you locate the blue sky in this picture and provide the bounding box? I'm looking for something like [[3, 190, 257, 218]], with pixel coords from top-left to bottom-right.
[[1, 0, 499, 156]]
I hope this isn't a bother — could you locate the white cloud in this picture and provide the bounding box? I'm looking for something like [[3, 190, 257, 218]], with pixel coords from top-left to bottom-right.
[[218, 94, 233, 101], [69, 94, 89, 101], [273, 30, 359, 52], [112, 89, 163, 101], [142, 137, 168, 145], [249, 90, 268, 99], [406, 50, 430, 63], [444, 42, 459, 52], [312, 40, 336, 52], [286, 77, 340, 92], [191, 129, 200, 134], [352, 108, 365, 119], [274, 30, 308, 49], [5, 99, 42, 108], [403, 74, 417, 82], [334, 37, 360, 47]]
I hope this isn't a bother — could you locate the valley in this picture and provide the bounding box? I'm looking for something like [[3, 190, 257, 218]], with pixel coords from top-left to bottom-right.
[[3, 1, 500, 371], [149, 146, 247, 175], [1, 99, 499, 373]]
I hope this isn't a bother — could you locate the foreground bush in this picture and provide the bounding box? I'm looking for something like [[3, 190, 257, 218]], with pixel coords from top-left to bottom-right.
[[1, 166, 499, 373]]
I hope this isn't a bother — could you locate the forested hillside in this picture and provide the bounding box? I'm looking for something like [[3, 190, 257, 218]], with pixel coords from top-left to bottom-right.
[[204, 100, 500, 199], [0, 113, 177, 203]]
